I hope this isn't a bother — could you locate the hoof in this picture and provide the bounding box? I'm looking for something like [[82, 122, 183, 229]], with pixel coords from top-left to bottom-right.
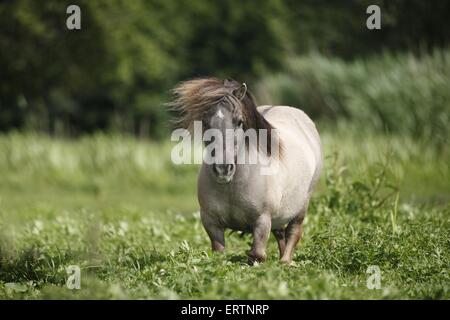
[[280, 257, 292, 265], [248, 252, 267, 265]]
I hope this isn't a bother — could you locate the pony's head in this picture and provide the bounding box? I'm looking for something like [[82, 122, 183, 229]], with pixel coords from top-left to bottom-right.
[[170, 77, 276, 184]]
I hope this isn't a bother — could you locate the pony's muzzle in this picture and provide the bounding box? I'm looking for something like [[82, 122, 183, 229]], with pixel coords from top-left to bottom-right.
[[212, 163, 236, 183]]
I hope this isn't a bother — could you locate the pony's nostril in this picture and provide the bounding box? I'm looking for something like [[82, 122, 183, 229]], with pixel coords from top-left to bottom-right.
[[226, 164, 235, 174], [213, 164, 235, 177]]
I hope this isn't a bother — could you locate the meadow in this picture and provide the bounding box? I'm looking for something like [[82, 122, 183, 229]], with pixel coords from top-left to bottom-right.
[[1, 1, 449, 301], [0, 126, 448, 299]]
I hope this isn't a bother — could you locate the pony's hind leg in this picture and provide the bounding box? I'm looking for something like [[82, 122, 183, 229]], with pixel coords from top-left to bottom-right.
[[273, 229, 286, 258], [280, 216, 304, 264]]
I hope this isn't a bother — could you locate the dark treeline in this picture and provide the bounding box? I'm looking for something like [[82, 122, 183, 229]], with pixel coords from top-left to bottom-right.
[[1, 0, 449, 138]]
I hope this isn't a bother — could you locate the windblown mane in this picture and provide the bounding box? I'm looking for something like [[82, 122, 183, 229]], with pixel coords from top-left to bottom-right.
[[169, 78, 230, 129], [169, 77, 282, 157]]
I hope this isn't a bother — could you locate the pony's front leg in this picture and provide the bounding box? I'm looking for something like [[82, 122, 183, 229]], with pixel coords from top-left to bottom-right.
[[201, 211, 225, 252], [248, 213, 271, 264]]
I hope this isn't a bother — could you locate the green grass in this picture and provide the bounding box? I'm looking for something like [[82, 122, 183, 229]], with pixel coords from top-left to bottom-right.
[[0, 130, 448, 299]]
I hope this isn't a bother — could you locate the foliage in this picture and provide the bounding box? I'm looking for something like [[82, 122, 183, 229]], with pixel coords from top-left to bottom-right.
[[284, 0, 450, 58], [0, 0, 287, 136]]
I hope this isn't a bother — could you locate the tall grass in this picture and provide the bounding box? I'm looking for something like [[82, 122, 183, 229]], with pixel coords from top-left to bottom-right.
[[0, 129, 447, 205], [0, 133, 197, 191], [256, 49, 450, 148]]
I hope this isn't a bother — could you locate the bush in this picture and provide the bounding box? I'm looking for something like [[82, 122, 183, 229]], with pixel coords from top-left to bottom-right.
[[256, 49, 450, 147]]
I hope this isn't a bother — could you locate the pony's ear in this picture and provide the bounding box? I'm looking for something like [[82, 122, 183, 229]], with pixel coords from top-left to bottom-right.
[[232, 83, 247, 100]]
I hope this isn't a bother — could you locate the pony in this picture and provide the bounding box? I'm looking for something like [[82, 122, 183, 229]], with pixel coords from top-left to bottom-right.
[[170, 77, 322, 264]]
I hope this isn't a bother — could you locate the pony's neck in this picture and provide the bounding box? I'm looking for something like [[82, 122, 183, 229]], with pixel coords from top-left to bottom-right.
[[242, 94, 278, 157]]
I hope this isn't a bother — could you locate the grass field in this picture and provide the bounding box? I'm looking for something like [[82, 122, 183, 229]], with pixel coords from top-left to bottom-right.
[[0, 127, 448, 299]]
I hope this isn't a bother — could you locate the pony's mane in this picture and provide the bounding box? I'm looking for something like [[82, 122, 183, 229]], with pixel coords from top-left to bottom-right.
[[169, 78, 230, 128], [169, 77, 283, 158]]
